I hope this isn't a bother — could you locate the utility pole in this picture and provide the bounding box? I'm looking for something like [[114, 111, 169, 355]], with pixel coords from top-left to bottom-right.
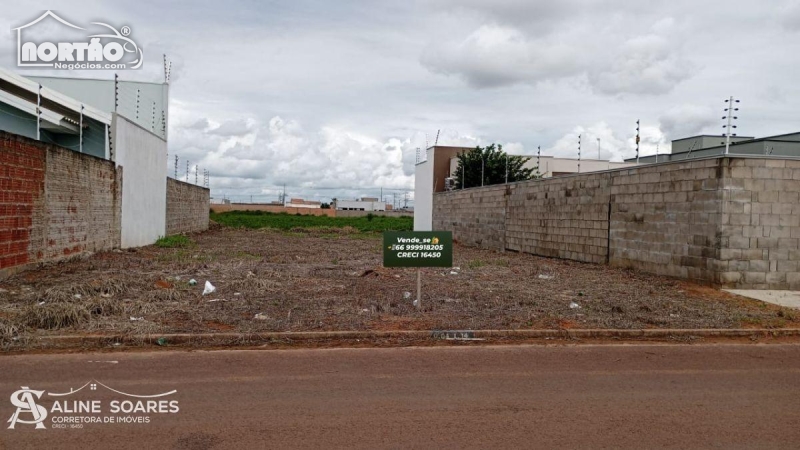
[[635, 120, 640, 163], [174, 155, 178, 178], [578, 134, 582, 173]]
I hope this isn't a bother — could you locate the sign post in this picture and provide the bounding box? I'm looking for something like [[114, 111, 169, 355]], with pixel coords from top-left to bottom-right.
[[383, 231, 453, 309]]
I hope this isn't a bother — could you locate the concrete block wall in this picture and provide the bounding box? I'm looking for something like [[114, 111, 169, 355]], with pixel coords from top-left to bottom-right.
[[432, 184, 507, 250], [506, 172, 611, 264], [166, 178, 210, 236], [718, 159, 800, 289], [609, 159, 724, 282], [44, 142, 122, 260], [432, 156, 800, 289], [0, 131, 121, 278]]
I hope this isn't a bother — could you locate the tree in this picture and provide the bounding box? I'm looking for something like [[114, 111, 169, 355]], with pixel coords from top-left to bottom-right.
[[452, 144, 539, 189], [320, 202, 331, 209]]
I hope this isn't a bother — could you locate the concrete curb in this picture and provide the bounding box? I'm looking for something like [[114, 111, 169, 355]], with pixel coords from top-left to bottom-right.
[[21, 328, 800, 348]]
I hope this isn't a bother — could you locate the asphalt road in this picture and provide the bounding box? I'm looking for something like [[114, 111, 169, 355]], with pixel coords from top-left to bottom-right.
[[1, 344, 799, 449]]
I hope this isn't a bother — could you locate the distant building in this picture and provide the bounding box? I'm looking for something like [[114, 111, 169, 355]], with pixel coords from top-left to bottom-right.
[[625, 132, 800, 163], [287, 198, 321, 209], [334, 198, 389, 211]]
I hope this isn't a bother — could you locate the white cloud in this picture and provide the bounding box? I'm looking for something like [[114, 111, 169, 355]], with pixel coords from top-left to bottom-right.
[[543, 122, 667, 162], [658, 104, 717, 140], [589, 34, 693, 95], [169, 104, 425, 202], [207, 118, 256, 137], [421, 24, 581, 88], [421, 4, 693, 95], [779, 1, 800, 30]]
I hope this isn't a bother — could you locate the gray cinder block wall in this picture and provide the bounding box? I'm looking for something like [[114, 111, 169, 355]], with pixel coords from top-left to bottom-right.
[[432, 184, 508, 250], [718, 159, 800, 289], [432, 156, 800, 289], [609, 158, 723, 281], [507, 171, 611, 264], [165, 178, 210, 236]]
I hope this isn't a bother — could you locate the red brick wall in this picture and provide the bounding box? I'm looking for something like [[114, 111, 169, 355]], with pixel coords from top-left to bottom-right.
[[0, 132, 45, 271], [0, 131, 121, 278]]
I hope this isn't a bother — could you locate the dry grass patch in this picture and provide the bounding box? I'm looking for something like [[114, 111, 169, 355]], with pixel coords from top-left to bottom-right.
[[1, 227, 799, 342], [24, 302, 91, 330]]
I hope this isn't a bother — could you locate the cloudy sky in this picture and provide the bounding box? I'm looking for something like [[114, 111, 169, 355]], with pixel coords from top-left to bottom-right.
[[4, 1, 800, 204]]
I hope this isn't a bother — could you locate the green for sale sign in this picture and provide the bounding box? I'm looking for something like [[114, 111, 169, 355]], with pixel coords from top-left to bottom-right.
[[383, 231, 453, 268]]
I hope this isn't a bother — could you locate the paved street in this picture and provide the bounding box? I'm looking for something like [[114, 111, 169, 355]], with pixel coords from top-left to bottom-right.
[[1, 344, 800, 449]]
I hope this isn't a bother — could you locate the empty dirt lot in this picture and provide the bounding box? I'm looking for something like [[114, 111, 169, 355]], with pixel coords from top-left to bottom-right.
[[1, 226, 798, 347]]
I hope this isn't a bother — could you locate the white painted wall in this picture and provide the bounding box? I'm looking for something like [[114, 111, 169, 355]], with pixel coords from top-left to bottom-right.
[[413, 150, 433, 231], [112, 114, 167, 248]]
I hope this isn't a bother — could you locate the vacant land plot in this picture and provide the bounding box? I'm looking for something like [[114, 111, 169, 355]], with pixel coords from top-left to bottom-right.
[[1, 226, 798, 346], [211, 211, 413, 232]]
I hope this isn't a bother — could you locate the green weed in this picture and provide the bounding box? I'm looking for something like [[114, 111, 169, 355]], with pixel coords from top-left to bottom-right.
[[155, 235, 194, 248], [210, 211, 412, 233]]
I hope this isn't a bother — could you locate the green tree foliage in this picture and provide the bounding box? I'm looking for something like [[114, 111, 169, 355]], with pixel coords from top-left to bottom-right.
[[452, 144, 538, 189]]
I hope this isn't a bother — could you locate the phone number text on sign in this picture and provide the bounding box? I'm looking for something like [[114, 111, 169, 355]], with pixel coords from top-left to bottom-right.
[[383, 232, 452, 268]]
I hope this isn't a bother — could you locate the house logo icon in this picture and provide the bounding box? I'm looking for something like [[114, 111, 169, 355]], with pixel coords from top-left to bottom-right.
[[13, 11, 144, 70], [7, 387, 48, 430]]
